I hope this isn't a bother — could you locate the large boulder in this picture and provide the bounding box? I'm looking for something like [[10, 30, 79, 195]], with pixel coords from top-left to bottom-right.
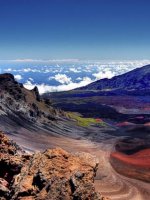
[[0, 132, 109, 200]]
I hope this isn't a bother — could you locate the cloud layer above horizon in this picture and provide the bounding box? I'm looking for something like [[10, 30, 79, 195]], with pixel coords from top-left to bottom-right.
[[0, 60, 150, 94]]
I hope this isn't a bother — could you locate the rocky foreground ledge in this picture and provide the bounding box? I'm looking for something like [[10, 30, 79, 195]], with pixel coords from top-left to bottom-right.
[[0, 132, 109, 200]]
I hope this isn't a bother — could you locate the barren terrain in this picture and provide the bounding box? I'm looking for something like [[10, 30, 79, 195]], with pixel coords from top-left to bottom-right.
[[1, 114, 150, 200]]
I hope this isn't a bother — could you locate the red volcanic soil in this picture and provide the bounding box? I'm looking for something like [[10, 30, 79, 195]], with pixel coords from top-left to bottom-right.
[[144, 122, 150, 127], [111, 149, 150, 169], [116, 121, 135, 127], [95, 118, 103, 122], [144, 107, 150, 111], [110, 149, 150, 182], [135, 116, 144, 119]]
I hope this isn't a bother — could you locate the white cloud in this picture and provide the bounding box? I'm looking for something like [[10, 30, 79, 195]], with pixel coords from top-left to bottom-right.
[[8, 59, 80, 63], [24, 76, 93, 94], [23, 68, 42, 73], [14, 74, 23, 81], [29, 77, 34, 82], [23, 68, 31, 72], [25, 80, 32, 85], [43, 69, 52, 73], [76, 77, 82, 81], [5, 68, 12, 72], [6, 67, 42, 73], [3, 60, 150, 94], [69, 68, 81, 73], [93, 70, 115, 80], [49, 74, 72, 84]]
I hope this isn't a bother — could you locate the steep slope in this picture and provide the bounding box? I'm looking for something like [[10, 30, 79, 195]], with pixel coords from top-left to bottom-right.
[[0, 73, 64, 124], [0, 73, 105, 155], [0, 74, 150, 199], [79, 64, 150, 91], [45, 65, 150, 118]]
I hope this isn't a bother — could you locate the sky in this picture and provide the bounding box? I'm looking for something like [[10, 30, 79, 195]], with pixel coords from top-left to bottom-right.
[[0, 0, 150, 60]]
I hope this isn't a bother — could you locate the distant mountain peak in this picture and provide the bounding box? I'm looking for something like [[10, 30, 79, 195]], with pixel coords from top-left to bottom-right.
[[78, 64, 150, 91]]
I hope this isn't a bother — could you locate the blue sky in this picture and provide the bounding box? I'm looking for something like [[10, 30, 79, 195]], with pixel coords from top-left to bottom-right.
[[0, 0, 150, 60]]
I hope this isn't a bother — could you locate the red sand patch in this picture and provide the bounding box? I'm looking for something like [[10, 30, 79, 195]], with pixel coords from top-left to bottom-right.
[[116, 121, 134, 127], [111, 149, 150, 169], [144, 107, 150, 111], [135, 116, 144, 119], [95, 118, 103, 122], [144, 122, 150, 126]]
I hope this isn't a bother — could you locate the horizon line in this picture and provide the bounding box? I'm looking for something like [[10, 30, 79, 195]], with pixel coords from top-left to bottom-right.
[[0, 59, 150, 63]]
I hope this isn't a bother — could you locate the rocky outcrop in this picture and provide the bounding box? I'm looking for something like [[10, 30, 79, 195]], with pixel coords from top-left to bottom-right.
[[0, 73, 65, 123], [32, 86, 41, 102], [0, 132, 26, 199], [0, 132, 109, 200]]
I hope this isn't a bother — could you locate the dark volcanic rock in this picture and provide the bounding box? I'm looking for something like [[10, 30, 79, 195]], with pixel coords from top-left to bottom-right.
[[0, 132, 26, 183], [0, 73, 65, 123], [32, 86, 41, 101], [0, 132, 109, 200], [79, 64, 150, 92]]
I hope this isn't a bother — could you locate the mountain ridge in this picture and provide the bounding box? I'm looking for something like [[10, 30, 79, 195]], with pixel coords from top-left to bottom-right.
[[0, 73, 64, 124], [78, 64, 150, 91]]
